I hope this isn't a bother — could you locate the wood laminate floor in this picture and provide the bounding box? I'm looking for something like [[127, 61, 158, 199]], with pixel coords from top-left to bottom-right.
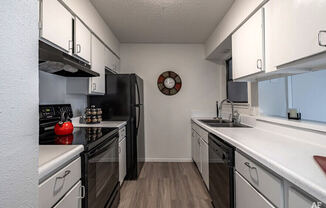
[[118, 162, 212, 208]]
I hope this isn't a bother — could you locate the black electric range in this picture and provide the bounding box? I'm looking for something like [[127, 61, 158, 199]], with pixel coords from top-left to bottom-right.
[[39, 104, 120, 208], [39, 127, 118, 151]]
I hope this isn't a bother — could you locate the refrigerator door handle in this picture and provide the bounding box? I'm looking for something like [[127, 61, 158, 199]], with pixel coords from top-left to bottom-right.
[[135, 78, 141, 106], [135, 105, 141, 133]]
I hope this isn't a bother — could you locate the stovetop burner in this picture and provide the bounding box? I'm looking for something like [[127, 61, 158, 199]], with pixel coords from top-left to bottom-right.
[[39, 127, 118, 151]]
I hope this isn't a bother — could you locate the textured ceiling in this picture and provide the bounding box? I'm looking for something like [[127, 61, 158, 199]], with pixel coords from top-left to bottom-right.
[[90, 0, 234, 43]]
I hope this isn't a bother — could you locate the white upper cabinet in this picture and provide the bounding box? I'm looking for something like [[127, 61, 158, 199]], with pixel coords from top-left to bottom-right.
[[74, 18, 91, 63], [113, 56, 120, 73], [89, 35, 105, 94], [40, 0, 73, 52], [105, 47, 120, 73], [232, 7, 265, 80], [265, 0, 326, 70]]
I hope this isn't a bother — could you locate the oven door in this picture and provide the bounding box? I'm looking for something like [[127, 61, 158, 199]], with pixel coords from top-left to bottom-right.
[[85, 136, 119, 208]]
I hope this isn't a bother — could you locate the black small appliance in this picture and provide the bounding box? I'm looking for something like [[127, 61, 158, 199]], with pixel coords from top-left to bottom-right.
[[39, 104, 120, 208]]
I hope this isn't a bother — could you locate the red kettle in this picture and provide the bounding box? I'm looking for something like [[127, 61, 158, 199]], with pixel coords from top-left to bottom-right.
[[54, 111, 74, 136]]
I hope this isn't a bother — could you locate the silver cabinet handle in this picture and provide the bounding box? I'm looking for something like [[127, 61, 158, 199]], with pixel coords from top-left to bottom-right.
[[318, 31, 326, 47], [77, 44, 81, 53], [92, 83, 96, 91], [257, 59, 263, 70], [68, 40, 73, 51], [56, 170, 71, 180], [244, 162, 256, 170], [78, 185, 85, 199], [119, 146, 121, 153]]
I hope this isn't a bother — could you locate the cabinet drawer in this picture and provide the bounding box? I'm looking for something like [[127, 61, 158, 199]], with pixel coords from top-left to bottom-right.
[[236, 172, 275, 208], [39, 157, 81, 208], [192, 123, 208, 143], [119, 127, 126, 142], [235, 151, 282, 207], [54, 180, 83, 208]]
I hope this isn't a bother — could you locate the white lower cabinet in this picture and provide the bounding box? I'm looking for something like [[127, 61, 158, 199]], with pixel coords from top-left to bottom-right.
[[39, 157, 82, 208], [288, 186, 315, 208], [235, 151, 283, 207], [191, 123, 209, 189], [200, 138, 209, 188], [193, 131, 201, 171], [235, 171, 275, 208], [191, 129, 195, 162], [54, 180, 83, 208], [119, 137, 127, 184]]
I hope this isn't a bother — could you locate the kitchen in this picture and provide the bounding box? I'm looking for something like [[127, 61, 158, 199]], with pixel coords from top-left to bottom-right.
[[1, 0, 326, 208]]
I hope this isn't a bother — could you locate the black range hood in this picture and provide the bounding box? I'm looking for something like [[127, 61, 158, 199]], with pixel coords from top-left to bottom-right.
[[39, 40, 99, 77]]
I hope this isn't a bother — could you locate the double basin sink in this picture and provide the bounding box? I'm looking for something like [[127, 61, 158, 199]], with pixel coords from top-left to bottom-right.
[[199, 119, 251, 128]]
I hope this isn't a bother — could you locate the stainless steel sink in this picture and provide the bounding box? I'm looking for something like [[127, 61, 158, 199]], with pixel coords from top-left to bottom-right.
[[199, 119, 252, 128]]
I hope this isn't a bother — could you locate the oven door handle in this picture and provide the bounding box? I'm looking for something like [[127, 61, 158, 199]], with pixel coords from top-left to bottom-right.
[[87, 138, 117, 158]]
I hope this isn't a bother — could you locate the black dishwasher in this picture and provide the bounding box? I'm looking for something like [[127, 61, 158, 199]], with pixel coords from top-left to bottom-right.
[[209, 133, 235, 208]]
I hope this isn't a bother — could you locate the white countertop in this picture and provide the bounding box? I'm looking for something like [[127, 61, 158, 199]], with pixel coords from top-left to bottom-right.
[[71, 117, 127, 129], [192, 117, 326, 204], [39, 145, 84, 183]]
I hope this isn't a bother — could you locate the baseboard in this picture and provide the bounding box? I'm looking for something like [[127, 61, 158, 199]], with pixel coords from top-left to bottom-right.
[[145, 158, 192, 162]]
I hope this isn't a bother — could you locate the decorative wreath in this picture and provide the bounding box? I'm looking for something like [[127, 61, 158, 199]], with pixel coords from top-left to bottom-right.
[[157, 71, 182, 96]]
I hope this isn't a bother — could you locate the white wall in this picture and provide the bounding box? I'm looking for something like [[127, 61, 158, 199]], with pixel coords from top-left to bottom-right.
[[0, 1, 38, 207], [62, 0, 120, 55], [205, 0, 266, 57], [39, 71, 87, 116], [120, 44, 223, 161]]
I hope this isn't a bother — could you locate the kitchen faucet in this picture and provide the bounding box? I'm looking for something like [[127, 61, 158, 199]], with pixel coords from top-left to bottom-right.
[[218, 98, 235, 122]]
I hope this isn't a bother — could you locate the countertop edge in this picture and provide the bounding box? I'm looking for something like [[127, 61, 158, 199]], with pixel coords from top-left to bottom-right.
[[191, 117, 326, 204], [71, 118, 127, 129], [38, 145, 84, 184]]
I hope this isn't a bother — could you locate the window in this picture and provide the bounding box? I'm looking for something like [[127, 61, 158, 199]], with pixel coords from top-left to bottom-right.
[[258, 77, 287, 117], [258, 70, 326, 123], [226, 59, 248, 103]]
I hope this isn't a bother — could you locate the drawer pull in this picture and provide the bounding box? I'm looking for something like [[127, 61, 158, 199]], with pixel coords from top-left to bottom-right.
[[244, 162, 257, 170], [318, 31, 326, 47], [78, 185, 86, 199], [56, 170, 71, 180]]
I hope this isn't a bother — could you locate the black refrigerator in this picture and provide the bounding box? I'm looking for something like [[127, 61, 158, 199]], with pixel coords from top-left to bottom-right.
[[89, 74, 145, 180]]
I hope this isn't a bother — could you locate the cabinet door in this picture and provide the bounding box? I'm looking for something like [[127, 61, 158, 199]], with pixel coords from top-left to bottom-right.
[[75, 18, 91, 63], [232, 8, 265, 79], [265, 0, 326, 70], [195, 133, 201, 172], [235, 172, 275, 208], [41, 0, 73, 52], [119, 137, 127, 184], [54, 181, 83, 208], [89, 35, 105, 94], [105, 47, 119, 73], [113, 56, 120, 73], [288, 187, 315, 208], [200, 138, 209, 189], [191, 129, 195, 162]]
